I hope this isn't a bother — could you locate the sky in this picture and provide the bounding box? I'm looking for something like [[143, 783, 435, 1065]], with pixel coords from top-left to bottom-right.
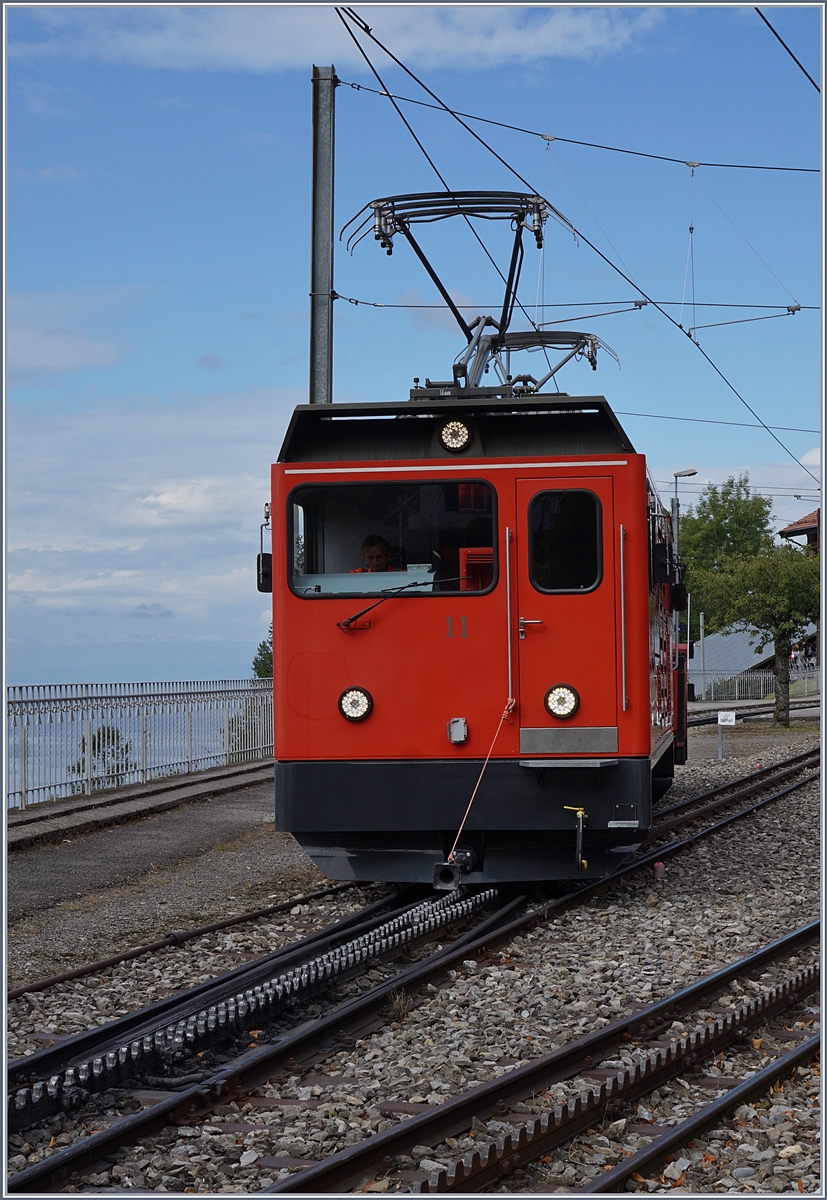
[[5, 3, 823, 685]]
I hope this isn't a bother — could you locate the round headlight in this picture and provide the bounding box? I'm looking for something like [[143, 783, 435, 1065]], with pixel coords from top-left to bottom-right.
[[439, 419, 471, 452], [338, 687, 373, 722], [544, 684, 580, 719]]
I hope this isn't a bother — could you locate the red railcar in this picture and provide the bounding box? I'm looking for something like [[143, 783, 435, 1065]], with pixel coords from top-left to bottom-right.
[[265, 388, 686, 886]]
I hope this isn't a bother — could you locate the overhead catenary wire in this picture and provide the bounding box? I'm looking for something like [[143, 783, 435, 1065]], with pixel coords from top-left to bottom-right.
[[332, 292, 818, 311], [692, 171, 800, 305], [335, 7, 560, 381], [754, 7, 821, 93], [338, 8, 820, 487], [339, 78, 820, 172]]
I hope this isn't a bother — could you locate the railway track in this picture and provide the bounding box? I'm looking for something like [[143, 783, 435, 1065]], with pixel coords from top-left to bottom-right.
[[6, 883, 359, 1002], [687, 699, 819, 728], [647, 747, 820, 843], [6, 750, 819, 1193], [578, 1030, 820, 1193], [266, 922, 819, 1193]]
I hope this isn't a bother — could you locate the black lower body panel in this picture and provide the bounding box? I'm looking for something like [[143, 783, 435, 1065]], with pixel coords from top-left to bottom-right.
[[276, 757, 654, 884]]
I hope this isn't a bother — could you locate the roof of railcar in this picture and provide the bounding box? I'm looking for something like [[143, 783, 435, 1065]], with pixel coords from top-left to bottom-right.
[[278, 393, 636, 463]]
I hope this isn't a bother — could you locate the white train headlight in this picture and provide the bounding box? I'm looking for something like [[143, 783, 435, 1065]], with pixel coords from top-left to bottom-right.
[[544, 684, 580, 719], [439, 420, 471, 452], [338, 687, 373, 722]]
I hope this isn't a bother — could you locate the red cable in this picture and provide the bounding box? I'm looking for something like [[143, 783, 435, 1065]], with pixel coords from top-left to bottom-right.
[[448, 698, 515, 864]]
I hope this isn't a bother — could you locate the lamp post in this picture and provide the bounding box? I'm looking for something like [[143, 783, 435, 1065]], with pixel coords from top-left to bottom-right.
[[672, 468, 697, 561], [672, 469, 697, 663]]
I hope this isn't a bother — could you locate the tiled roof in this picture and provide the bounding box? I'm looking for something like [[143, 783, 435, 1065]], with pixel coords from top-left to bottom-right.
[[778, 508, 819, 538]]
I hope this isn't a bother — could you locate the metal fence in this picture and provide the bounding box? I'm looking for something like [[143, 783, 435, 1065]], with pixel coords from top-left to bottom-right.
[[7, 680, 273, 810], [687, 669, 821, 703]]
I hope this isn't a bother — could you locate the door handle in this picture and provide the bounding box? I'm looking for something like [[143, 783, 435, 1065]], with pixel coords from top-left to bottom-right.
[[518, 617, 544, 640]]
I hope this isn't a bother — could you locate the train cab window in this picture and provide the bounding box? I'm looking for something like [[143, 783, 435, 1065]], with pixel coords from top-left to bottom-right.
[[529, 490, 602, 593], [289, 481, 496, 596]]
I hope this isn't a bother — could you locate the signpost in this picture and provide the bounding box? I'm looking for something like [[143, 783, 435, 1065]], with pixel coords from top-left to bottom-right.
[[717, 709, 736, 760]]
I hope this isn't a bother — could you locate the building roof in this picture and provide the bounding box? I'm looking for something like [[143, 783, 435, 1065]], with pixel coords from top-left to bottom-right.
[[688, 623, 817, 677], [778, 508, 819, 538]]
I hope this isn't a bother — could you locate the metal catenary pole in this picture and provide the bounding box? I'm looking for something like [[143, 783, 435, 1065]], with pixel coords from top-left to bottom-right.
[[309, 65, 337, 406]]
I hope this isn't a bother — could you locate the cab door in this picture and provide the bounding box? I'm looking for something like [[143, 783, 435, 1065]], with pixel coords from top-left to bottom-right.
[[515, 477, 618, 755]]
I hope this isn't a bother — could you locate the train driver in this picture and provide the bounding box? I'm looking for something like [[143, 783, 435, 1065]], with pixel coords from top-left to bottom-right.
[[350, 535, 400, 573]]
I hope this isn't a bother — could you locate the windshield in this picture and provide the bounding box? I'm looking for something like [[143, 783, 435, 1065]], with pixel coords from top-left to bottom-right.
[[289, 481, 496, 596]]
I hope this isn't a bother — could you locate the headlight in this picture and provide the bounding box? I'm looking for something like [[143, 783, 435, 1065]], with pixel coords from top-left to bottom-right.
[[544, 684, 580, 719], [439, 419, 471, 452], [338, 687, 373, 722]]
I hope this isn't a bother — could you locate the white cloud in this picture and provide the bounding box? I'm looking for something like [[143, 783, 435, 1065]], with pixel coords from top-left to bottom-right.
[[9, 6, 664, 73], [18, 79, 80, 115], [6, 288, 139, 376], [652, 454, 822, 534]]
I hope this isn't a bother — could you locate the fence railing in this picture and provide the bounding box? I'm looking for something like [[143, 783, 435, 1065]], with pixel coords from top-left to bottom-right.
[[7, 680, 273, 810], [687, 669, 821, 703]]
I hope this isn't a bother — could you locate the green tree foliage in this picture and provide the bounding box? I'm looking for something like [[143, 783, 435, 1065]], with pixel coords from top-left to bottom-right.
[[680, 473, 774, 637], [693, 547, 819, 726], [69, 725, 132, 792], [252, 622, 273, 678]]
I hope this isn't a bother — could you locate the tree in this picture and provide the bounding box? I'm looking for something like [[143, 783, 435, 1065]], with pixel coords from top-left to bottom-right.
[[693, 546, 819, 726], [252, 622, 273, 678], [679, 473, 774, 638], [69, 725, 132, 792]]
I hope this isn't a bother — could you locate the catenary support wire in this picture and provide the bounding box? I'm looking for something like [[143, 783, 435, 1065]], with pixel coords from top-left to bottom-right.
[[339, 8, 819, 485], [339, 78, 819, 170]]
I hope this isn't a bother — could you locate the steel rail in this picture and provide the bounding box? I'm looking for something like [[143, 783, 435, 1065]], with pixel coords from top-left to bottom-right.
[[687, 700, 818, 727], [653, 748, 819, 820], [580, 1034, 821, 1193], [647, 752, 820, 840], [8, 888, 417, 1087], [5, 894, 528, 1193], [8, 762, 818, 1188], [12, 758, 816, 1096], [265, 923, 819, 1192], [7, 889, 504, 1134], [7, 883, 358, 1001]]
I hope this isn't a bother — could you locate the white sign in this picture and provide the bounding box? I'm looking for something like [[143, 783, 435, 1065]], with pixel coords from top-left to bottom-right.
[[718, 710, 736, 726]]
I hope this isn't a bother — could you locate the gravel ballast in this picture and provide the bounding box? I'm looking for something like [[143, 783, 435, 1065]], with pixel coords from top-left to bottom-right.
[[5, 725, 821, 1193]]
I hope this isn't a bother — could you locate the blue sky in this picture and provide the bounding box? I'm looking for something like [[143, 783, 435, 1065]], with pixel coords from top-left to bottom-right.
[[5, 4, 822, 684]]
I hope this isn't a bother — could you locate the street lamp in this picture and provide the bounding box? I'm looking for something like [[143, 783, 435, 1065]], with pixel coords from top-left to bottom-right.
[[672, 468, 697, 560]]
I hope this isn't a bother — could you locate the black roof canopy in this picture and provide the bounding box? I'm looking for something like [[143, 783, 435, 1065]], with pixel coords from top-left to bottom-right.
[[278, 393, 636, 463]]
